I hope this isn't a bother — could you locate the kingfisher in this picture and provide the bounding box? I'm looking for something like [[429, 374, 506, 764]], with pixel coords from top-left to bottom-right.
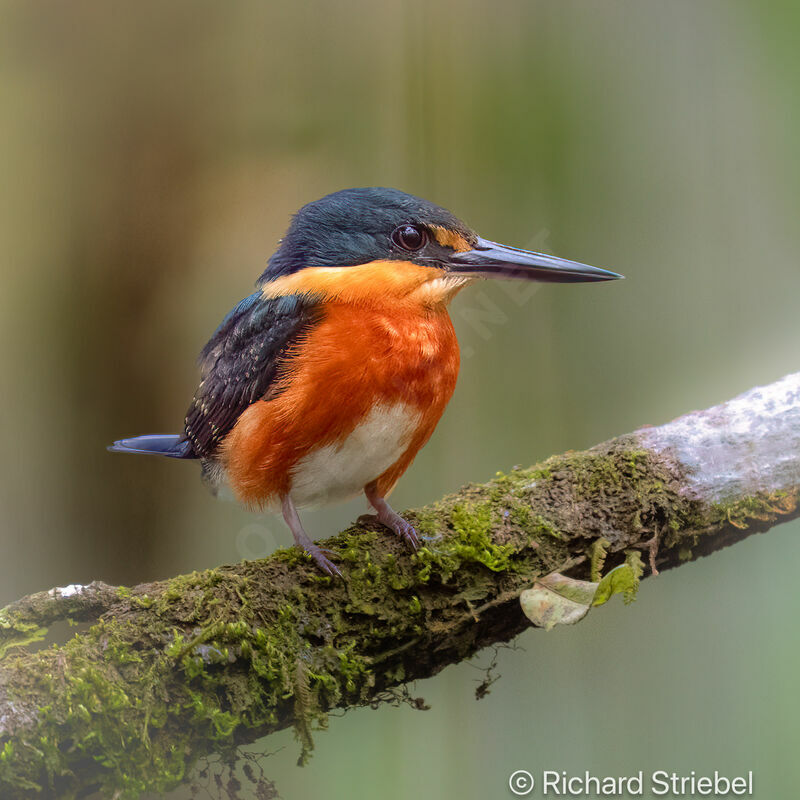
[[110, 188, 621, 576]]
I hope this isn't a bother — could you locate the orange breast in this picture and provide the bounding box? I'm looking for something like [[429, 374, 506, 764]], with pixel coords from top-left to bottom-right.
[[220, 301, 460, 507]]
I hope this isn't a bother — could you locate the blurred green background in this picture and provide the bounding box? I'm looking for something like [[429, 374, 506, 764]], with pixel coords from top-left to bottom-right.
[[2, 1, 800, 798]]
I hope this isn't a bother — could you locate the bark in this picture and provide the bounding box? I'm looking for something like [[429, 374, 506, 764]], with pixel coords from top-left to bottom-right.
[[1, 373, 799, 799]]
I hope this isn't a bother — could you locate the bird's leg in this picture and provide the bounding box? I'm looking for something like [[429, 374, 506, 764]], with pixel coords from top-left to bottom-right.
[[281, 495, 342, 578], [364, 481, 420, 550]]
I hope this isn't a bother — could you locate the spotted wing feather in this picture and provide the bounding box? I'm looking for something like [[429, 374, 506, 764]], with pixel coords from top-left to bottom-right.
[[184, 292, 321, 458]]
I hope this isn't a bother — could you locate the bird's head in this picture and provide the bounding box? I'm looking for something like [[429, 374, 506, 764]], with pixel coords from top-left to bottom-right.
[[259, 187, 621, 306]]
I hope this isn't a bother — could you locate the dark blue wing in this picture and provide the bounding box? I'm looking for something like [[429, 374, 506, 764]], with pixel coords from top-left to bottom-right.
[[183, 291, 321, 458]]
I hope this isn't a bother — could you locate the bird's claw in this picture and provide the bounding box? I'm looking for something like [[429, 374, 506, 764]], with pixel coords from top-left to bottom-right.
[[364, 491, 420, 552], [385, 517, 419, 551], [400, 522, 420, 551], [306, 545, 343, 578], [359, 511, 418, 549]]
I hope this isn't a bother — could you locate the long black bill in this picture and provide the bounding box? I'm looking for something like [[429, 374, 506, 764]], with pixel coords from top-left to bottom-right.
[[447, 237, 623, 283]]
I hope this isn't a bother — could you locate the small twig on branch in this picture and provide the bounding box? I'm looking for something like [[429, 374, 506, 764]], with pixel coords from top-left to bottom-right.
[[0, 373, 799, 798]]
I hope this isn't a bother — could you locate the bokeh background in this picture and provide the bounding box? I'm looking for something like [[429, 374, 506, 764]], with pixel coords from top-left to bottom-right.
[[2, 1, 800, 798]]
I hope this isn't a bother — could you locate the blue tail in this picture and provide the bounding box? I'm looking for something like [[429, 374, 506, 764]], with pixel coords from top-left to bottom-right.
[[107, 434, 196, 459]]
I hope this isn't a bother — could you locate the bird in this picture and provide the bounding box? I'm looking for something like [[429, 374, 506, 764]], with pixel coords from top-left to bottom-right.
[[109, 187, 621, 577]]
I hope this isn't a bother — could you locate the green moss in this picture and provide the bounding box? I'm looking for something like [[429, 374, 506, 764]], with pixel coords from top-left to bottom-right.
[[0, 615, 47, 659], [415, 502, 516, 582], [0, 561, 385, 797], [11, 620, 190, 798], [532, 514, 562, 539], [333, 643, 373, 697], [185, 688, 239, 741], [115, 585, 155, 611], [509, 505, 563, 541], [567, 448, 651, 496], [271, 546, 307, 566], [508, 504, 533, 528], [667, 489, 799, 553], [411, 509, 440, 539], [709, 491, 796, 529], [337, 529, 378, 565], [451, 504, 513, 569], [529, 467, 553, 482]]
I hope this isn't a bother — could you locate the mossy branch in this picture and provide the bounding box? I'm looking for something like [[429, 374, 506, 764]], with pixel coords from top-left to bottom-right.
[[1, 373, 799, 798]]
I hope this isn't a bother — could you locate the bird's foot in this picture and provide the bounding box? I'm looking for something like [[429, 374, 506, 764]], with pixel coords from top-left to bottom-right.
[[381, 511, 420, 551], [363, 487, 420, 551], [358, 493, 419, 550], [282, 494, 343, 578], [302, 544, 343, 578]]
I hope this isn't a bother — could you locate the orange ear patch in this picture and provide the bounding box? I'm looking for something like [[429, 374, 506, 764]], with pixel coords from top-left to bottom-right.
[[430, 225, 473, 253]]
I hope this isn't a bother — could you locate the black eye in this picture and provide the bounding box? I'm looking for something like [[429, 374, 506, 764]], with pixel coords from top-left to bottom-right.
[[391, 224, 427, 252]]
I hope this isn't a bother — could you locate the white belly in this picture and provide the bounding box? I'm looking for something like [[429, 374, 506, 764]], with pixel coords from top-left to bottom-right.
[[288, 403, 420, 508]]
